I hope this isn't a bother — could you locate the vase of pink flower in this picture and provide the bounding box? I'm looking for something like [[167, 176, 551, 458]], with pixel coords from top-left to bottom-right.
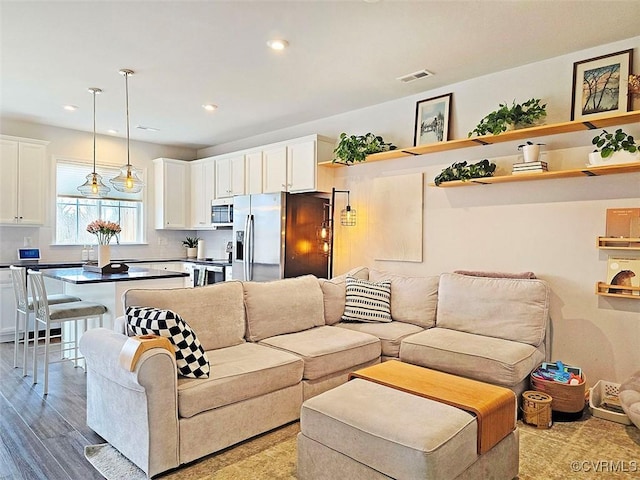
[[87, 220, 121, 267]]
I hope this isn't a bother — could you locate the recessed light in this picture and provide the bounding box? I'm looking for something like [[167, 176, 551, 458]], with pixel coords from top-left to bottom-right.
[[267, 39, 289, 51], [202, 104, 218, 112], [107, 129, 119, 134], [64, 105, 78, 111]]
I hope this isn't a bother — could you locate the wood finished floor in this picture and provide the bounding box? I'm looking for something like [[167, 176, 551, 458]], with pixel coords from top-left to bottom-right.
[[0, 341, 105, 480]]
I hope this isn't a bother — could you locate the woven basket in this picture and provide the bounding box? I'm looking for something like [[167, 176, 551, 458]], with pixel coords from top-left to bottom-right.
[[522, 390, 553, 428], [530, 371, 587, 413]]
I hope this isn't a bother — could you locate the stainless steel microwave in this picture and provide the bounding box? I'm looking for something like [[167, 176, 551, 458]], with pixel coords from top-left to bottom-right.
[[211, 199, 233, 224]]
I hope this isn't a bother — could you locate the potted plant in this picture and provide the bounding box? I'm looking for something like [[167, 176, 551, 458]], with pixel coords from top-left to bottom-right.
[[333, 132, 397, 164], [433, 159, 497, 186], [183, 236, 200, 258], [589, 129, 639, 165], [468, 98, 547, 137], [518, 141, 545, 163]]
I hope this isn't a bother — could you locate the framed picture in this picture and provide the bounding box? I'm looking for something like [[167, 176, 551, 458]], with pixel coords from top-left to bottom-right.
[[571, 49, 633, 121], [414, 93, 452, 146]]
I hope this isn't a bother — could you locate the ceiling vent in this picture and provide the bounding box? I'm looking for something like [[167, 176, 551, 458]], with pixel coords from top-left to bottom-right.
[[396, 69, 434, 83]]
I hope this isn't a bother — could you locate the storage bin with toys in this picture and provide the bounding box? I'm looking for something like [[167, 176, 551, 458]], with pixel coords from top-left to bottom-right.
[[530, 361, 586, 419]]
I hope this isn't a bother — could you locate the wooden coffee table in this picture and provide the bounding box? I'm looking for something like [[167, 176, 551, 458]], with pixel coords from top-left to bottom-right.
[[349, 360, 516, 454]]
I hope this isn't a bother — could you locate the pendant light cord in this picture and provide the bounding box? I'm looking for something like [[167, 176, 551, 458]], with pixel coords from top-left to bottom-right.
[[124, 71, 131, 168], [92, 89, 97, 173]]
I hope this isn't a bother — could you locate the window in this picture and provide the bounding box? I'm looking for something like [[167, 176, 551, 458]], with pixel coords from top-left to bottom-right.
[[55, 159, 144, 244]]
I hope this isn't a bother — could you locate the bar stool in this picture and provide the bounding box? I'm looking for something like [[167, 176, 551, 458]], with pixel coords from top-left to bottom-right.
[[9, 265, 81, 377], [27, 269, 107, 395]]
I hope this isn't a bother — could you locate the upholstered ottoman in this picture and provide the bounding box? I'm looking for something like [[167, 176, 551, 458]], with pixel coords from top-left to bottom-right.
[[297, 378, 519, 480]]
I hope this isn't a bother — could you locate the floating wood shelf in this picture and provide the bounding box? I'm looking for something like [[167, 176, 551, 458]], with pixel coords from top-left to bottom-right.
[[597, 237, 640, 250], [596, 282, 640, 299], [319, 110, 640, 168], [427, 162, 640, 187]]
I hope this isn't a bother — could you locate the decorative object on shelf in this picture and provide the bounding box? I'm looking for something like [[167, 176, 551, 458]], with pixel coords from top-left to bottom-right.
[[110, 69, 145, 193], [571, 49, 632, 121], [433, 159, 496, 186], [413, 93, 452, 146], [77, 87, 111, 198], [589, 128, 639, 165], [86, 219, 121, 268], [468, 98, 546, 137], [606, 257, 639, 295], [629, 74, 640, 111], [332, 132, 397, 164], [518, 141, 545, 163], [606, 208, 640, 239], [182, 236, 200, 258]]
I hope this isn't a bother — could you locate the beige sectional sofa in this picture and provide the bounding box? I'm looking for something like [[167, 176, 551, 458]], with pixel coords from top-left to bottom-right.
[[79, 267, 550, 477]]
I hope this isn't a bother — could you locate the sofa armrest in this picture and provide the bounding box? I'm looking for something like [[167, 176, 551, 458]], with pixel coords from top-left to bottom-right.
[[79, 328, 180, 477]]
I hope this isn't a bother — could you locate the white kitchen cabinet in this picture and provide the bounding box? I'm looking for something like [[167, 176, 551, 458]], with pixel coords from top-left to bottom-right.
[[245, 150, 263, 194], [262, 146, 288, 193], [262, 135, 335, 194], [215, 154, 245, 199], [190, 158, 216, 229], [0, 136, 49, 225], [153, 158, 189, 229]]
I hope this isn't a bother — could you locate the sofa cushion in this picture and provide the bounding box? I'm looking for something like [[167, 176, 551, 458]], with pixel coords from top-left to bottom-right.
[[369, 270, 439, 328], [177, 342, 303, 418], [244, 275, 325, 342], [337, 321, 423, 357], [259, 326, 381, 380], [319, 266, 370, 326], [400, 327, 545, 388], [436, 273, 549, 347], [126, 306, 210, 379], [341, 277, 392, 323], [123, 281, 246, 351]]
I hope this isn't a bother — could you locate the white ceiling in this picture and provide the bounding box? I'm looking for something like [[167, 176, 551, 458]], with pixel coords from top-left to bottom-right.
[[1, 1, 639, 150]]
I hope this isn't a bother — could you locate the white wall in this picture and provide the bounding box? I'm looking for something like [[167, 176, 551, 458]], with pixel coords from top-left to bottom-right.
[[203, 36, 640, 384], [0, 120, 197, 262]]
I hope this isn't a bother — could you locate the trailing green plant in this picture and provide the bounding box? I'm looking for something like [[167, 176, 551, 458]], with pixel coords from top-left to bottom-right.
[[333, 132, 397, 164], [433, 159, 496, 186], [182, 236, 200, 248], [468, 98, 547, 137], [591, 128, 638, 158]]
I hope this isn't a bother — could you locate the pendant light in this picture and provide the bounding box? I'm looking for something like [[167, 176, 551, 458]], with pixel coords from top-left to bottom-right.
[[110, 68, 144, 193], [77, 88, 111, 198]]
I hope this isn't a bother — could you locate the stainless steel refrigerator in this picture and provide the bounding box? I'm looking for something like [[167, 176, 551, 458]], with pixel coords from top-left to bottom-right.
[[232, 192, 329, 281]]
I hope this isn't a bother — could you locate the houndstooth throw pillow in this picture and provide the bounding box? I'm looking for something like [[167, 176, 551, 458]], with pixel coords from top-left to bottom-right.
[[341, 276, 392, 323], [126, 306, 210, 378]]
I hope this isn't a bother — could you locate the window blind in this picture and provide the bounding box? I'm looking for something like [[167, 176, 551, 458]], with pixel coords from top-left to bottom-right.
[[57, 160, 143, 201]]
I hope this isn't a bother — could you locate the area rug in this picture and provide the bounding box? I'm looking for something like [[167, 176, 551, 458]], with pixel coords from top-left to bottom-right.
[[84, 444, 147, 480], [85, 418, 639, 479]]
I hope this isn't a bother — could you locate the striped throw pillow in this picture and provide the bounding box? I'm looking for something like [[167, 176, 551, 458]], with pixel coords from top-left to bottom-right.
[[341, 276, 392, 323]]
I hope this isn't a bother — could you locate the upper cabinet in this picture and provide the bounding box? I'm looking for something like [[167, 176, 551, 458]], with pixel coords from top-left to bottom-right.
[[0, 136, 49, 225], [190, 158, 216, 229], [153, 158, 190, 229], [262, 135, 335, 193], [215, 154, 245, 199], [245, 151, 264, 194]]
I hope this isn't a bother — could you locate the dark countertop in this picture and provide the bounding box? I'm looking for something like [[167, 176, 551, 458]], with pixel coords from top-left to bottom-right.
[[40, 266, 189, 284], [0, 257, 232, 269]]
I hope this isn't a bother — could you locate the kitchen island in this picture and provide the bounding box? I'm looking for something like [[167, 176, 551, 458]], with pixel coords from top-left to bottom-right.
[[41, 266, 188, 329]]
